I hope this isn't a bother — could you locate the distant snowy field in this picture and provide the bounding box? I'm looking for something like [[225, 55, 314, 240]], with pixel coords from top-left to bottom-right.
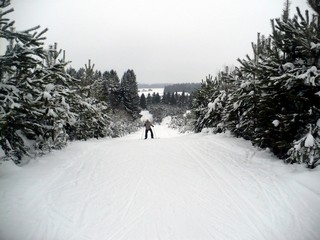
[[138, 88, 164, 97], [0, 112, 320, 240], [138, 88, 190, 97]]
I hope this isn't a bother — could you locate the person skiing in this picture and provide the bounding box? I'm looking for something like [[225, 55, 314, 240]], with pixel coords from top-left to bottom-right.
[[144, 119, 154, 139]]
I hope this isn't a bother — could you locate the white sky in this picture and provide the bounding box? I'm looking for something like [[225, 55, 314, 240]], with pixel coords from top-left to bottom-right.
[[7, 0, 310, 83]]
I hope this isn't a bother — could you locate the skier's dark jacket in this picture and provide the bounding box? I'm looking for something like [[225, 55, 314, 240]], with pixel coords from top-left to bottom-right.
[[144, 120, 154, 130]]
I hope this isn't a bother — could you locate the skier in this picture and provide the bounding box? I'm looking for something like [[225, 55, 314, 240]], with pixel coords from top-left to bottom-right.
[[144, 119, 154, 139]]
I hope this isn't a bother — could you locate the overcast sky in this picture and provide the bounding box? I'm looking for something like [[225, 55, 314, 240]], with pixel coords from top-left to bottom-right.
[[8, 0, 310, 84]]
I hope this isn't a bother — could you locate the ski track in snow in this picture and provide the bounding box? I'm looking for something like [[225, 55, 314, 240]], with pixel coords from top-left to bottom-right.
[[0, 124, 320, 240]]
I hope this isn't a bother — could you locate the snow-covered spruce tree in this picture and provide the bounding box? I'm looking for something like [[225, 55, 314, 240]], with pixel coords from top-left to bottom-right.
[[193, 75, 221, 132], [235, 4, 320, 167], [230, 34, 278, 145], [256, 7, 320, 165], [67, 60, 112, 141], [77, 59, 95, 98], [287, 122, 320, 168], [91, 72, 105, 102], [193, 67, 236, 133], [120, 70, 140, 119], [0, 1, 78, 162], [69, 95, 111, 140], [27, 44, 78, 153], [221, 66, 256, 140], [103, 70, 122, 112], [212, 67, 238, 133], [278, 2, 320, 168], [0, 1, 42, 162]]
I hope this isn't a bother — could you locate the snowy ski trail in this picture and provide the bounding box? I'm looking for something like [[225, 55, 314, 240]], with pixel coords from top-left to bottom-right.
[[0, 124, 320, 240]]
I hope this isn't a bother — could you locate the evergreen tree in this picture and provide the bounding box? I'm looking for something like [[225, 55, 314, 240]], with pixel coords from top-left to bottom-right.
[[84, 59, 95, 87], [120, 70, 140, 119], [0, 6, 46, 161], [0, 1, 78, 162], [140, 93, 147, 109], [91, 72, 105, 102], [66, 63, 112, 141], [308, 0, 320, 30], [154, 93, 161, 104], [76, 67, 85, 81], [178, 91, 186, 107], [80, 59, 95, 98], [162, 92, 171, 104], [66, 67, 77, 78], [151, 92, 157, 104], [192, 75, 218, 132], [282, 0, 291, 22], [222, 66, 257, 140], [170, 92, 177, 105], [146, 93, 152, 106], [101, 70, 121, 111], [69, 95, 110, 140], [252, 6, 320, 165]]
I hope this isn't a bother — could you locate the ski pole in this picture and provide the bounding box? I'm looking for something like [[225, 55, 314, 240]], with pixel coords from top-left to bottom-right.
[[141, 129, 144, 139], [153, 126, 157, 139]]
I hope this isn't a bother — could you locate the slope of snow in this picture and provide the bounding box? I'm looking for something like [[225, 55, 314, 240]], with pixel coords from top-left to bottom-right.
[[0, 122, 320, 239]]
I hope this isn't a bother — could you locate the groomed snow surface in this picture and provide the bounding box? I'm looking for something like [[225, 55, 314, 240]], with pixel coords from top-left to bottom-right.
[[1, 113, 320, 240]]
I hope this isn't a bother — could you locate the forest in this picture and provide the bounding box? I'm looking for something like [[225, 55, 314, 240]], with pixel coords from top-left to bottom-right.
[[1, 0, 319, 168]]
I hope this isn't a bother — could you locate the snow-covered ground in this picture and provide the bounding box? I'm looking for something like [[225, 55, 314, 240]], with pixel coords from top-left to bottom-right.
[[1, 115, 320, 240]]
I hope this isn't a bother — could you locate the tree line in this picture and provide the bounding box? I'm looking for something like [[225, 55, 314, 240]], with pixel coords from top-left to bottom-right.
[[192, 0, 320, 168], [139, 91, 192, 109], [139, 82, 201, 110], [163, 83, 201, 94]]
